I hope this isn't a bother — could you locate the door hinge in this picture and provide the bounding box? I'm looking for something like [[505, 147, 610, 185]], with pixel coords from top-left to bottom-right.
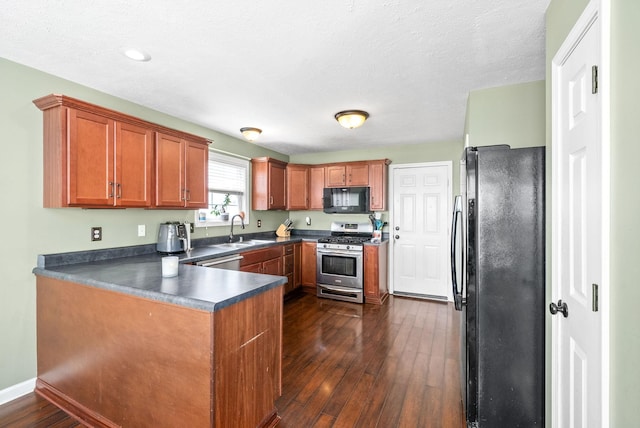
[[592, 283, 599, 312], [592, 65, 599, 94]]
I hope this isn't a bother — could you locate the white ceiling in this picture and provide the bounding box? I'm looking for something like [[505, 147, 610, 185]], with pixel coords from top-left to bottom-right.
[[1, 0, 549, 155]]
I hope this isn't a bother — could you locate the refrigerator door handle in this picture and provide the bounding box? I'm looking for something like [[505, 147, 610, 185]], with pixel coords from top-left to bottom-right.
[[451, 195, 464, 310]]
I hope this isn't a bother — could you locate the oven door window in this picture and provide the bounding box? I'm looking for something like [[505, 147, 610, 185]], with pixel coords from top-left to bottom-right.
[[321, 254, 358, 277]]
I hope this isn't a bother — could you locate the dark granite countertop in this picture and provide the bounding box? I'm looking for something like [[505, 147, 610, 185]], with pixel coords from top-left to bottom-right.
[[32, 233, 328, 312], [32, 230, 388, 312]]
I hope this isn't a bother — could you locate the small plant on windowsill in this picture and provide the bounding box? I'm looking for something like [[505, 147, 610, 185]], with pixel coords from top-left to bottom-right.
[[211, 193, 231, 221]]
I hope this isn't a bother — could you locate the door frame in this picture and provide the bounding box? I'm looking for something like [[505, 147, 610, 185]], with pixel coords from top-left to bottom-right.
[[388, 161, 453, 300], [550, 0, 610, 426]]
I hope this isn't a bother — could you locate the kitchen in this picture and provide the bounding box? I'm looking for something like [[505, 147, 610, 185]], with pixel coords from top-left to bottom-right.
[[1, 1, 640, 427]]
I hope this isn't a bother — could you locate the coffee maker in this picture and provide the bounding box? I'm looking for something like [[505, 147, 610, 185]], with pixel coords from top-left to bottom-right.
[[157, 222, 191, 254]]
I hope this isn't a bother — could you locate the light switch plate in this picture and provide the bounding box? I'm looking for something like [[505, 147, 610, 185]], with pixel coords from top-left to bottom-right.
[[137, 224, 146, 237]]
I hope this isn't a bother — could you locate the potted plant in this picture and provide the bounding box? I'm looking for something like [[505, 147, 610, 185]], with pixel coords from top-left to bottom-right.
[[211, 193, 231, 221]]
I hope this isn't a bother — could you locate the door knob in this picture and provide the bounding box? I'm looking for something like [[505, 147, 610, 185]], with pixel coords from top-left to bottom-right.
[[394, 235, 400, 239], [395, 226, 400, 231], [549, 299, 569, 318]]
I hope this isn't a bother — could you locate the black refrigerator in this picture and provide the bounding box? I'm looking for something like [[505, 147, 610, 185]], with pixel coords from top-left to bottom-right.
[[451, 145, 545, 427]]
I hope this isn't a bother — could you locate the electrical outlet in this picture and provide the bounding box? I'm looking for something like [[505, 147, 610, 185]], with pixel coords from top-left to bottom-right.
[[189, 222, 194, 233], [137, 224, 146, 237], [91, 227, 102, 241], [257, 219, 262, 228]]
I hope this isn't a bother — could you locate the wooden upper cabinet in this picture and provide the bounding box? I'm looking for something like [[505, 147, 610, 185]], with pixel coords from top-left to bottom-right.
[[33, 94, 210, 209], [116, 122, 154, 207], [325, 162, 369, 187], [368, 159, 390, 211], [67, 108, 115, 206], [155, 133, 208, 209], [286, 164, 309, 210], [309, 165, 325, 210], [184, 140, 208, 208], [36, 99, 153, 208], [252, 157, 287, 210]]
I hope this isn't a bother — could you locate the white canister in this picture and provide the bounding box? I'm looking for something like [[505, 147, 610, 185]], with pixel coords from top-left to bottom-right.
[[161, 256, 179, 278]]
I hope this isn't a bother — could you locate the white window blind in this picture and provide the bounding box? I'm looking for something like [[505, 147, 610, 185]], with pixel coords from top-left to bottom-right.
[[208, 153, 247, 193]]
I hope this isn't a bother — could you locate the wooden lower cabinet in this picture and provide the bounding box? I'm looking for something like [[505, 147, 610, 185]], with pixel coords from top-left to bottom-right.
[[300, 241, 317, 293], [35, 276, 282, 428], [240, 246, 283, 275], [364, 241, 389, 304], [283, 244, 295, 294]]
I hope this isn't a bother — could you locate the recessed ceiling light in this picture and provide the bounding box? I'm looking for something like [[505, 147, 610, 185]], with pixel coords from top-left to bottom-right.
[[124, 49, 151, 62]]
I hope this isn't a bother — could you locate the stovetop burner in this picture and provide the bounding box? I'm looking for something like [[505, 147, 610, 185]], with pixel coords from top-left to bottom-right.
[[317, 236, 371, 245], [317, 222, 374, 250]]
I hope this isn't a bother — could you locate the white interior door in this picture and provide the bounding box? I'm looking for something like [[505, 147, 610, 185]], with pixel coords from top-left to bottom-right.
[[552, 2, 608, 427], [390, 162, 451, 300]]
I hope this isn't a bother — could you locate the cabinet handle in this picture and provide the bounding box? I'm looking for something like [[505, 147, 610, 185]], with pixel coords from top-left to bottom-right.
[[270, 195, 273, 205], [108, 181, 115, 198], [181, 189, 186, 201], [116, 183, 122, 199], [185, 189, 191, 201]]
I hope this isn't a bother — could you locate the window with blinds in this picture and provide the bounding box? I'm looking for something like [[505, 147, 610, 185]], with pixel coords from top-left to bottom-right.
[[195, 151, 250, 227]]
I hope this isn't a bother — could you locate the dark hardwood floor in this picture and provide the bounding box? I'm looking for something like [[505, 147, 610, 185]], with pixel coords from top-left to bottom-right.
[[0, 292, 464, 428]]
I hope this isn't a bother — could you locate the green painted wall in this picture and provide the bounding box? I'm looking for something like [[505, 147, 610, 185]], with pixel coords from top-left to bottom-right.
[[465, 80, 546, 148], [609, 1, 640, 426], [547, 0, 640, 426], [0, 57, 288, 390]]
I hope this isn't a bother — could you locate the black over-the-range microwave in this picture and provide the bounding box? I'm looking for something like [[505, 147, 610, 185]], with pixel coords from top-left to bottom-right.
[[322, 186, 371, 214]]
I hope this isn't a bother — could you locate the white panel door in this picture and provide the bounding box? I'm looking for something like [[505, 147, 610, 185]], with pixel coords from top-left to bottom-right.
[[552, 3, 607, 427], [391, 163, 451, 299]]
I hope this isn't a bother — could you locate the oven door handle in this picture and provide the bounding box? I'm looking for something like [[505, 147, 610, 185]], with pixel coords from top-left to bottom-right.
[[319, 284, 363, 293], [317, 249, 363, 256]]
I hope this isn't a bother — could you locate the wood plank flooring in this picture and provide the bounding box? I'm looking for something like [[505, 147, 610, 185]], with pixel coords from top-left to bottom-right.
[[0, 292, 464, 428]]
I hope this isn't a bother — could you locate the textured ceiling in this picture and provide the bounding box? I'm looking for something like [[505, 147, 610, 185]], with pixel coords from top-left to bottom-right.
[[0, 0, 549, 155]]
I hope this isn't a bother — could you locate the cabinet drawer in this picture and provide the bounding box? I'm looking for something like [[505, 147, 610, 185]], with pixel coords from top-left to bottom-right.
[[240, 246, 284, 266], [283, 244, 294, 256]]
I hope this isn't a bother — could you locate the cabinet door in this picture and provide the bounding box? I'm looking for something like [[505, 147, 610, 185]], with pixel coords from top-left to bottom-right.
[[67, 108, 114, 206], [293, 243, 302, 288], [325, 165, 346, 187], [286, 165, 309, 210], [115, 122, 153, 207], [301, 242, 317, 289], [252, 157, 287, 211], [309, 166, 325, 210], [241, 262, 263, 273], [155, 133, 185, 207], [368, 160, 387, 211], [184, 140, 208, 208], [262, 257, 282, 276], [364, 242, 388, 305], [269, 161, 287, 210], [347, 163, 369, 186]]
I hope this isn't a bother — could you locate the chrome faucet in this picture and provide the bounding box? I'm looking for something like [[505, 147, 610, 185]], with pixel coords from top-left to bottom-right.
[[229, 212, 245, 242]]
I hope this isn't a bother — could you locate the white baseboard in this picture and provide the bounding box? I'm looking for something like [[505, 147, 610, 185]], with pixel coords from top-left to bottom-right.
[[0, 378, 36, 405]]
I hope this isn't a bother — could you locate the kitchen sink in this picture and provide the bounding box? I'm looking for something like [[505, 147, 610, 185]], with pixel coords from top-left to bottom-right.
[[217, 242, 253, 249], [207, 239, 275, 250], [241, 239, 275, 245]]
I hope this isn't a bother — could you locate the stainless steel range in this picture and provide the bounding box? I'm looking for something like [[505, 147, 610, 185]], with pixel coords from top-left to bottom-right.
[[316, 222, 373, 304]]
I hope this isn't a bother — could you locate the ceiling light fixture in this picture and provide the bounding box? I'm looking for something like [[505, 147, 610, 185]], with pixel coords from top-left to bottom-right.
[[334, 110, 369, 129], [124, 49, 151, 62], [240, 127, 262, 142]]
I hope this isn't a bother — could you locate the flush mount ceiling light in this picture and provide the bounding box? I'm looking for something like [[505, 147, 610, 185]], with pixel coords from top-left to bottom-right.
[[123, 48, 151, 62], [240, 127, 262, 142], [334, 110, 369, 129]]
